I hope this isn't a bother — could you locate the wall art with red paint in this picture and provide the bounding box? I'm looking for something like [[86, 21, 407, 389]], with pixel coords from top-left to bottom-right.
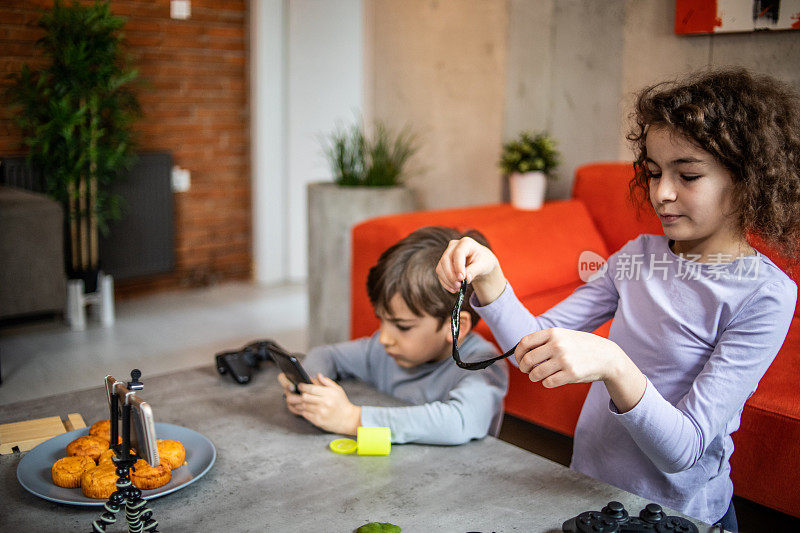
[[676, 0, 800, 34]]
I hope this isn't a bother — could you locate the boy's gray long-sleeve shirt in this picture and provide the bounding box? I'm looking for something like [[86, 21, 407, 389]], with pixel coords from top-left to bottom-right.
[[302, 332, 509, 445]]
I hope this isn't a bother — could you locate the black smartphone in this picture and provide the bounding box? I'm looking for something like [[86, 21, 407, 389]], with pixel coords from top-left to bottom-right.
[[271, 349, 312, 393]]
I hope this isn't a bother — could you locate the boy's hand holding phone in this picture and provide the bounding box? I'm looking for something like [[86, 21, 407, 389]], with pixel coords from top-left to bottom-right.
[[278, 372, 306, 416], [278, 373, 362, 436]]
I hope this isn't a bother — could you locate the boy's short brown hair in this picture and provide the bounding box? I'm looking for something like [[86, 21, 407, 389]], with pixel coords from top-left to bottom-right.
[[366, 226, 490, 328]]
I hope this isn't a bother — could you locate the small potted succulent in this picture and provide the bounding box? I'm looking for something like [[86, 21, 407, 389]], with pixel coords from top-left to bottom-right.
[[499, 131, 559, 210]]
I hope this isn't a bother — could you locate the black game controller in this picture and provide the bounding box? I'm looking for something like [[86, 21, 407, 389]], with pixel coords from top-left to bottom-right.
[[563, 501, 699, 532], [215, 339, 284, 384]]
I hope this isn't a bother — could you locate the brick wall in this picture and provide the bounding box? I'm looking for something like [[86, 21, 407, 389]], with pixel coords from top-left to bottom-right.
[[0, 0, 251, 298]]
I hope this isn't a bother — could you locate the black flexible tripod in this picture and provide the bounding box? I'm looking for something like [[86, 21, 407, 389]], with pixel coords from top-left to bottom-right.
[[91, 369, 159, 533]]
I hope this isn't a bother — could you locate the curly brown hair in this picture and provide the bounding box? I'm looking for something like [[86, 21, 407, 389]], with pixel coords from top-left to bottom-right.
[[367, 226, 490, 329], [627, 67, 800, 264]]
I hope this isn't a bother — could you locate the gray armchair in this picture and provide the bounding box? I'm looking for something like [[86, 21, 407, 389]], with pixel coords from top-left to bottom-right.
[[0, 185, 66, 320]]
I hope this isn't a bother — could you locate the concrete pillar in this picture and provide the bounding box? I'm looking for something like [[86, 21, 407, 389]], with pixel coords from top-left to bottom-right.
[[307, 183, 417, 347]]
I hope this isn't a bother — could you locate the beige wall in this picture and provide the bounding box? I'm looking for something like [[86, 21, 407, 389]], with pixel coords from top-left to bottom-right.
[[503, 0, 554, 139], [618, 0, 800, 160], [364, 0, 508, 210], [526, 0, 800, 199], [366, 0, 800, 207], [547, 0, 627, 199], [618, 1, 712, 159]]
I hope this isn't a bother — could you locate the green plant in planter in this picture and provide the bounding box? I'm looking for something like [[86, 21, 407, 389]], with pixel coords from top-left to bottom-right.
[[323, 120, 417, 187], [499, 131, 560, 178], [6, 0, 141, 283]]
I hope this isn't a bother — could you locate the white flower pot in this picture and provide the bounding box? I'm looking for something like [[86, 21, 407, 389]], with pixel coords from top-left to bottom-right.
[[509, 171, 547, 210]]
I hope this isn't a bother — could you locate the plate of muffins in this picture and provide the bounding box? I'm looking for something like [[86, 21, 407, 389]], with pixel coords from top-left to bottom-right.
[[17, 419, 216, 506]]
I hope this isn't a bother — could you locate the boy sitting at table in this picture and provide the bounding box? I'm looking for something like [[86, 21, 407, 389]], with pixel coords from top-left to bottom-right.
[[278, 226, 509, 445]]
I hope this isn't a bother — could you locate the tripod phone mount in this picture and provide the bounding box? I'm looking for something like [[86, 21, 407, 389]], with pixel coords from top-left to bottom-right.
[[92, 369, 159, 533]]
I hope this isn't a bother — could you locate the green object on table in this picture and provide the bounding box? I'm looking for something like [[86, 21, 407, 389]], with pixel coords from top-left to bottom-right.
[[355, 522, 401, 533]]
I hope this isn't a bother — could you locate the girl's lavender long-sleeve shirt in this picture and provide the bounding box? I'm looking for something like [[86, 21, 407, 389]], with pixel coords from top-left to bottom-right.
[[472, 234, 796, 524]]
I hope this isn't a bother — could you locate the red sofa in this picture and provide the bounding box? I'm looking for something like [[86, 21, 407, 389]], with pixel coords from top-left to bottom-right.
[[349, 162, 800, 518]]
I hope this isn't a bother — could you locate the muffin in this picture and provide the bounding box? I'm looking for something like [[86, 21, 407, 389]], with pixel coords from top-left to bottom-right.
[[97, 447, 136, 465], [52, 456, 96, 488], [66, 435, 110, 462], [89, 419, 112, 442], [156, 439, 186, 470], [97, 448, 116, 466], [130, 459, 172, 490], [81, 463, 120, 499]]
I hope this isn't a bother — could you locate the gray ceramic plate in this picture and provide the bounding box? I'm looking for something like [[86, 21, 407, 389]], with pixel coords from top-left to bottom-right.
[[17, 422, 216, 506]]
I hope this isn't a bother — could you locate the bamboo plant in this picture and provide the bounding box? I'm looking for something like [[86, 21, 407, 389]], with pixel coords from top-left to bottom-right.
[[6, 0, 141, 286]]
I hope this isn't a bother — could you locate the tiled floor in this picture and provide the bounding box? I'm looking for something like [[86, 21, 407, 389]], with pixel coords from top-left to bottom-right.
[[2, 282, 797, 531], [0, 282, 308, 405]]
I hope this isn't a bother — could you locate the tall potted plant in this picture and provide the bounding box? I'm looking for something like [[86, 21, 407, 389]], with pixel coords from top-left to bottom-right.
[[6, 0, 141, 292], [308, 119, 419, 346], [500, 131, 560, 210]]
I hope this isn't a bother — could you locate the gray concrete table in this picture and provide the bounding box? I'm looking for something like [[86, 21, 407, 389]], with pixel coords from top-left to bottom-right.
[[0, 365, 713, 532]]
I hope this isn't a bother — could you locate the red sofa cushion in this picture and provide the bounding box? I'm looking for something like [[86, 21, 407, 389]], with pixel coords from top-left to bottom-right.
[[730, 318, 800, 516], [572, 162, 662, 254], [473, 200, 608, 300], [350, 201, 608, 339], [351, 204, 519, 339]]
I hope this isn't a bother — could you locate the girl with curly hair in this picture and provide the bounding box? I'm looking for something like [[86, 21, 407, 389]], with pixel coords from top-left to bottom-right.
[[436, 67, 800, 531]]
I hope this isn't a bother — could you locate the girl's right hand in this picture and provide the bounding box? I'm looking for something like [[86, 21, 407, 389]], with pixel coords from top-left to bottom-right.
[[436, 237, 507, 305]]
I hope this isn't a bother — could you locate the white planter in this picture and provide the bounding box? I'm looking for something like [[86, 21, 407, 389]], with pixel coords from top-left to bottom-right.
[[509, 171, 547, 210], [307, 183, 418, 347]]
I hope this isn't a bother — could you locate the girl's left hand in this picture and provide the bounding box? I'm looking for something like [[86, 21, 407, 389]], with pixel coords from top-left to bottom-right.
[[514, 327, 627, 388], [296, 374, 362, 435]]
